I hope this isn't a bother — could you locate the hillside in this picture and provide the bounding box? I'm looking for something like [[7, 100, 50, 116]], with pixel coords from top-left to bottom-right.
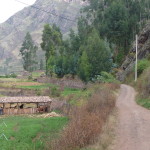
[[0, 0, 85, 75], [117, 22, 150, 81]]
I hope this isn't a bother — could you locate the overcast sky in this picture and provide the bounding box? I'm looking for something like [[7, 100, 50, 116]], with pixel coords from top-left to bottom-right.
[[0, 0, 36, 23]]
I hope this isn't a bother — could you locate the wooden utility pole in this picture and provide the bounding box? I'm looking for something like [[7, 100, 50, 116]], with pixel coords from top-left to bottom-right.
[[135, 35, 138, 82]]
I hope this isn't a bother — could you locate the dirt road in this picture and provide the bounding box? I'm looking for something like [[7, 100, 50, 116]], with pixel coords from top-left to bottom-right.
[[114, 84, 150, 150]]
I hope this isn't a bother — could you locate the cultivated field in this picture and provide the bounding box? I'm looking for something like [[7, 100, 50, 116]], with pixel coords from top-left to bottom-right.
[[0, 116, 68, 150]]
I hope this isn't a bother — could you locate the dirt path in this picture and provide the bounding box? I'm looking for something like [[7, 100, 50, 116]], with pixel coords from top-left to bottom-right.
[[114, 84, 150, 150]]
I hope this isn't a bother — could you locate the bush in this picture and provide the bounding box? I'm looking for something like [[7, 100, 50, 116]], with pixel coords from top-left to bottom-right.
[[137, 59, 150, 76], [51, 87, 61, 97], [136, 67, 150, 99], [51, 84, 117, 150], [0, 73, 17, 78], [95, 71, 118, 83], [28, 75, 33, 80], [36, 89, 41, 96], [137, 98, 150, 109]]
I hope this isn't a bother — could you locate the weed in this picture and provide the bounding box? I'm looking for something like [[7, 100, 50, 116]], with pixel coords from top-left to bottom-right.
[[136, 67, 150, 109], [137, 99, 150, 109], [51, 84, 117, 150], [137, 59, 150, 76], [51, 87, 61, 97]]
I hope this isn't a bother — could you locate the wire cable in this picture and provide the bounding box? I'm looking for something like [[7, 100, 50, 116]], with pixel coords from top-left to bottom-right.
[[14, 0, 78, 22]]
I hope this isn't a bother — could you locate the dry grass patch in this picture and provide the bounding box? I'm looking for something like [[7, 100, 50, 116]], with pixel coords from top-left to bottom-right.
[[51, 83, 119, 150], [82, 110, 117, 150]]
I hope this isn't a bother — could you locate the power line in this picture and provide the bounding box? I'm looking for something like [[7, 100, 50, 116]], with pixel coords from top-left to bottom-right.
[[14, 0, 78, 22]]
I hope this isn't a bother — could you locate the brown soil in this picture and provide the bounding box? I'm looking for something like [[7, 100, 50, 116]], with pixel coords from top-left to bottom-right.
[[113, 84, 150, 150]]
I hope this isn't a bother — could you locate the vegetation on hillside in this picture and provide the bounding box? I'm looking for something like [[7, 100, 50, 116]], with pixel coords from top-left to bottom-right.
[[36, 0, 150, 82]]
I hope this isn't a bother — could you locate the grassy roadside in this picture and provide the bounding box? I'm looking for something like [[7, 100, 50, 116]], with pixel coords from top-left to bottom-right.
[[124, 60, 150, 110], [137, 98, 150, 109], [51, 83, 120, 150], [81, 110, 117, 150], [135, 67, 150, 109]]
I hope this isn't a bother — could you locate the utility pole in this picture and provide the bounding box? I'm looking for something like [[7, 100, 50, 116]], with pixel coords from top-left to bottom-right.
[[135, 35, 138, 82]]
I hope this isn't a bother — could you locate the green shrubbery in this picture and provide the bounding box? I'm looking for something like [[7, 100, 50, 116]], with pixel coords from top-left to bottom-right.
[[0, 73, 17, 78], [137, 59, 150, 76], [51, 87, 61, 97], [136, 66, 150, 109], [137, 99, 150, 109], [95, 71, 118, 83]]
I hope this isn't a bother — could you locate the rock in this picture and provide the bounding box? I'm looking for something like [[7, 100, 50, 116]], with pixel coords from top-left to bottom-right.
[[117, 22, 150, 81]]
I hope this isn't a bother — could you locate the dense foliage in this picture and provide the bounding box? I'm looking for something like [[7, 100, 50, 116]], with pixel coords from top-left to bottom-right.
[[20, 32, 38, 72], [41, 24, 113, 82], [40, 0, 150, 82], [83, 0, 150, 63]]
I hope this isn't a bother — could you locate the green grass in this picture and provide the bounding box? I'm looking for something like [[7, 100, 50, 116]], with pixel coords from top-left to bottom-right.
[[61, 88, 92, 106], [0, 116, 68, 150], [32, 72, 44, 78], [0, 94, 4, 97], [0, 78, 25, 82], [61, 88, 81, 96], [17, 83, 57, 90], [137, 99, 150, 109]]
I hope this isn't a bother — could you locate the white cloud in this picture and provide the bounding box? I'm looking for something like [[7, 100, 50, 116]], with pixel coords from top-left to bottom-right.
[[0, 0, 36, 23]]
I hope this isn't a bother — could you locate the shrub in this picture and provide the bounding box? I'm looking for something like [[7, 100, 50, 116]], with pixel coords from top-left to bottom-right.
[[0, 73, 17, 78], [136, 67, 150, 99], [51, 84, 117, 150], [51, 87, 61, 97], [137, 59, 150, 76], [28, 75, 33, 80], [136, 66, 150, 109], [95, 71, 118, 83], [36, 89, 41, 96]]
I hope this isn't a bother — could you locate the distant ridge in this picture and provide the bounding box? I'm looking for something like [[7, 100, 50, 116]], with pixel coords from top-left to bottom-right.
[[0, 0, 84, 74]]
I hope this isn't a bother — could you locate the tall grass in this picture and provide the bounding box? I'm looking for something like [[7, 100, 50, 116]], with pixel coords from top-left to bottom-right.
[[51, 84, 119, 150], [136, 67, 150, 109]]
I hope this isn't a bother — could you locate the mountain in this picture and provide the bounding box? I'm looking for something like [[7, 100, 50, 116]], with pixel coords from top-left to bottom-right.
[[0, 0, 85, 75], [117, 22, 150, 81]]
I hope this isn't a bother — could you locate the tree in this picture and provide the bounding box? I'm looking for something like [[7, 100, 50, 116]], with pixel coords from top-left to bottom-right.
[[41, 24, 62, 76], [40, 59, 44, 70], [78, 51, 91, 82], [20, 32, 38, 72], [104, 2, 129, 47], [80, 29, 112, 79]]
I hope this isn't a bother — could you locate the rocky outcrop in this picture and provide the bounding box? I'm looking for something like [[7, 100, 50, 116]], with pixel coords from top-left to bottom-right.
[[0, 0, 85, 74], [117, 22, 150, 81]]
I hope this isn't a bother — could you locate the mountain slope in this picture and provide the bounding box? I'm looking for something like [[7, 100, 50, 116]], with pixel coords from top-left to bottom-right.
[[0, 0, 85, 74], [117, 22, 150, 81]]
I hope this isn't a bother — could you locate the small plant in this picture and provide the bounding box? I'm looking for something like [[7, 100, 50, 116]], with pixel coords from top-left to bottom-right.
[[36, 89, 41, 96], [28, 75, 33, 80], [95, 71, 118, 83], [51, 87, 61, 97], [137, 59, 150, 76], [0, 73, 17, 78]]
